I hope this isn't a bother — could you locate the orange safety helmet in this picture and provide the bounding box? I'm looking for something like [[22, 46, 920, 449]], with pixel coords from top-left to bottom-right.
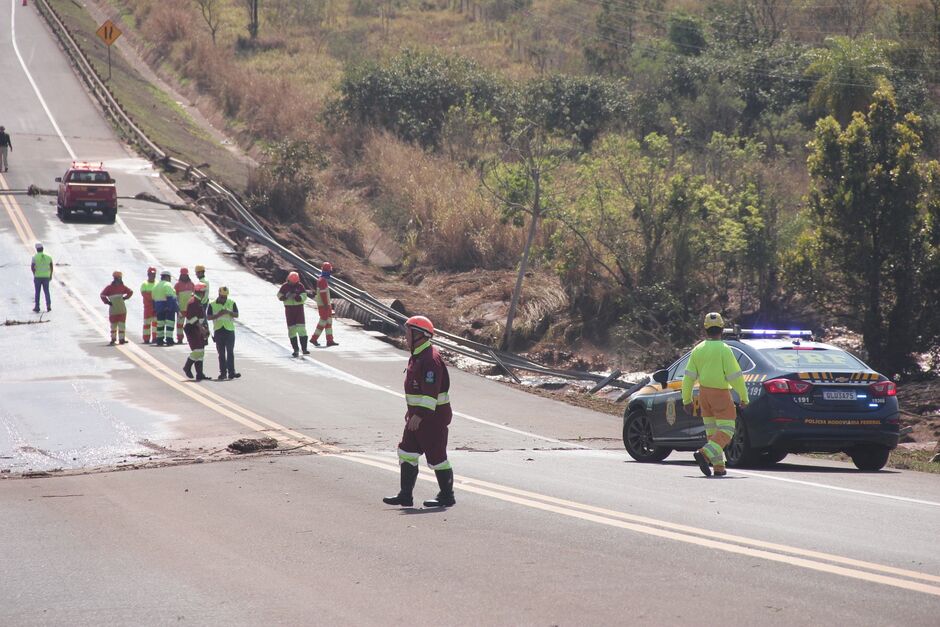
[[405, 315, 435, 336], [147, 266, 156, 275], [321, 262, 333, 273], [112, 270, 123, 279], [179, 267, 189, 276], [287, 271, 300, 284]]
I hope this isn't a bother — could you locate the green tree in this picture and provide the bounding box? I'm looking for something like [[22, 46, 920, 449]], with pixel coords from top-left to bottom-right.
[[481, 119, 572, 350], [805, 35, 895, 126], [807, 86, 931, 376]]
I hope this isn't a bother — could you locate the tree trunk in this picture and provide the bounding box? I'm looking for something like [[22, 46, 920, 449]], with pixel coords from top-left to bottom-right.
[[502, 172, 541, 350]]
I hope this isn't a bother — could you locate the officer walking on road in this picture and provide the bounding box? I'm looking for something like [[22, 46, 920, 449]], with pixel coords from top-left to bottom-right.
[[208, 286, 240, 380], [384, 315, 455, 508], [681, 313, 750, 477], [31, 242, 52, 313], [100, 271, 133, 345], [0, 125, 12, 172], [278, 271, 309, 357], [140, 267, 158, 343]]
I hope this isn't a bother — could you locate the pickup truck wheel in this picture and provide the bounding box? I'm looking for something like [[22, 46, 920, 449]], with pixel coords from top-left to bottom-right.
[[105, 210, 116, 223], [56, 205, 66, 220]]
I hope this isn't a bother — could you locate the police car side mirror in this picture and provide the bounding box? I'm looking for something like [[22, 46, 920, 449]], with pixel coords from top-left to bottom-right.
[[652, 369, 669, 389]]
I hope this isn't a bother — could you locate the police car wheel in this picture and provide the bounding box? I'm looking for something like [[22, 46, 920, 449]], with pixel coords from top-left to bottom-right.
[[725, 418, 758, 468], [759, 449, 788, 466], [623, 410, 671, 463], [850, 445, 890, 471]]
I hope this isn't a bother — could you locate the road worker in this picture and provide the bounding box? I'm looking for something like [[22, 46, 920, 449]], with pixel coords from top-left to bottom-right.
[[383, 315, 455, 508], [277, 271, 309, 357], [140, 267, 158, 343], [151, 270, 178, 346], [681, 313, 750, 477], [174, 267, 195, 344], [100, 271, 134, 345], [182, 283, 211, 381], [309, 261, 338, 347], [31, 242, 52, 313], [208, 286, 240, 380], [194, 265, 210, 309]]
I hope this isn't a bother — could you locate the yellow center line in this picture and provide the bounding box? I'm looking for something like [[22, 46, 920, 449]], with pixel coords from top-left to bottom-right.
[[0, 176, 335, 453], [347, 453, 940, 598], [6, 177, 940, 599]]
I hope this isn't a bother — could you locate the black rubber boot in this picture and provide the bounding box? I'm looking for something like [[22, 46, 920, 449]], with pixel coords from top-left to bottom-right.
[[155, 337, 165, 346], [310, 336, 320, 347], [290, 336, 300, 357], [183, 358, 194, 379], [693, 451, 713, 477], [423, 468, 456, 507], [383, 463, 419, 507], [300, 335, 310, 355], [165, 338, 175, 346], [195, 361, 211, 381]]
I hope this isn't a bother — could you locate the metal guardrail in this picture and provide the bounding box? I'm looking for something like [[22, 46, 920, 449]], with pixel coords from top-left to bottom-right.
[[35, 0, 637, 394]]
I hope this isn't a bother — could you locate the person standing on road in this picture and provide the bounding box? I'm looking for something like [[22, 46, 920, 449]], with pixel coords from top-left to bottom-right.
[[309, 262, 338, 347], [182, 283, 212, 381], [194, 265, 210, 311], [278, 271, 309, 357], [681, 312, 750, 477], [140, 267, 158, 343], [31, 242, 52, 313], [174, 267, 195, 344], [383, 316, 455, 508], [100, 271, 134, 345], [151, 270, 178, 346], [208, 286, 240, 380], [0, 126, 12, 172]]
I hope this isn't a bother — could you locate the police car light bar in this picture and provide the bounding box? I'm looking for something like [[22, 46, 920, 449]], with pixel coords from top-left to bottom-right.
[[724, 328, 813, 339]]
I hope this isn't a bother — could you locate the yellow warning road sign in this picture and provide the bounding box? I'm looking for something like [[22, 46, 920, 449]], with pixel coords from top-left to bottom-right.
[[96, 19, 122, 46]]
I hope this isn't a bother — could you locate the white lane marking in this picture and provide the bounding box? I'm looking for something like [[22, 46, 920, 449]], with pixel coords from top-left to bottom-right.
[[10, 0, 76, 159], [731, 468, 940, 508], [346, 453, 940, 598]]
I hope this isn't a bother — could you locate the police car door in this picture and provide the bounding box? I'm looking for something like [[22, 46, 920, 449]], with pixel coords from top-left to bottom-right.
[[662, 353, 694, 440]]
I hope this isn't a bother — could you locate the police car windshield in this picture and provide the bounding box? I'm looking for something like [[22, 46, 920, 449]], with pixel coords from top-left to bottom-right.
[[760, 347, 867, 370]]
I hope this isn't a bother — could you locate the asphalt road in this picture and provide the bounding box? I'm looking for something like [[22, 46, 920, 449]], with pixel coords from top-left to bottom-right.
[[1, 3, 939, 625]]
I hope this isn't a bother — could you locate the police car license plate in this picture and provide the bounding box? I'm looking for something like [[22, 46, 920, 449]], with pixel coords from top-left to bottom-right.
[[823, 390, 856, 401]]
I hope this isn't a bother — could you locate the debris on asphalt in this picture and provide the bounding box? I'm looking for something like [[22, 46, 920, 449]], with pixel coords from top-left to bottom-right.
[[227, 437, 279, 454]]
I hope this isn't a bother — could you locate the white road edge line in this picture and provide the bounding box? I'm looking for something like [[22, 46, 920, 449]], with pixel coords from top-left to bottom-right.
[[11, 0, 76, 160], [7, 4, 583, 451], [731, 469, 940, 508], [16, 1, 940, 508]]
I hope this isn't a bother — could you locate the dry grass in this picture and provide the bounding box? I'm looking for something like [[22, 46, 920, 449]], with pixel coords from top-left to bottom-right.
[[358, 131, 525, 270]]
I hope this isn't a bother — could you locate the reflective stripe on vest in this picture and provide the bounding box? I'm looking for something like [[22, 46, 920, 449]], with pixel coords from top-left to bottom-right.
[[33, 253, 52, 278], [406, 392, 450, 410]]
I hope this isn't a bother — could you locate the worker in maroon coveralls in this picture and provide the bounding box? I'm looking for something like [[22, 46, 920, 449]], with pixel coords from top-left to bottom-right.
[[383, 315, 455, 508]]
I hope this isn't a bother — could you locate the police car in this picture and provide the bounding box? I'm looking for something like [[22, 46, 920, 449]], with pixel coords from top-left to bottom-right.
[[622, 329, 900, 471]]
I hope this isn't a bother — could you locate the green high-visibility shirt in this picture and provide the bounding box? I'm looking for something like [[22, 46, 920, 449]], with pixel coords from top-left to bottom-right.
[[151, 280, 176, 302], [198, 276, 210, 304], [681, 339, 749, 405], [32, 253, 53, 278], [209, 298, 237, 332]]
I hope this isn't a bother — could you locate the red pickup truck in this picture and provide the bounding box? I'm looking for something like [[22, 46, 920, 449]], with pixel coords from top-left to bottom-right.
[[56, 162, 118, 222]]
